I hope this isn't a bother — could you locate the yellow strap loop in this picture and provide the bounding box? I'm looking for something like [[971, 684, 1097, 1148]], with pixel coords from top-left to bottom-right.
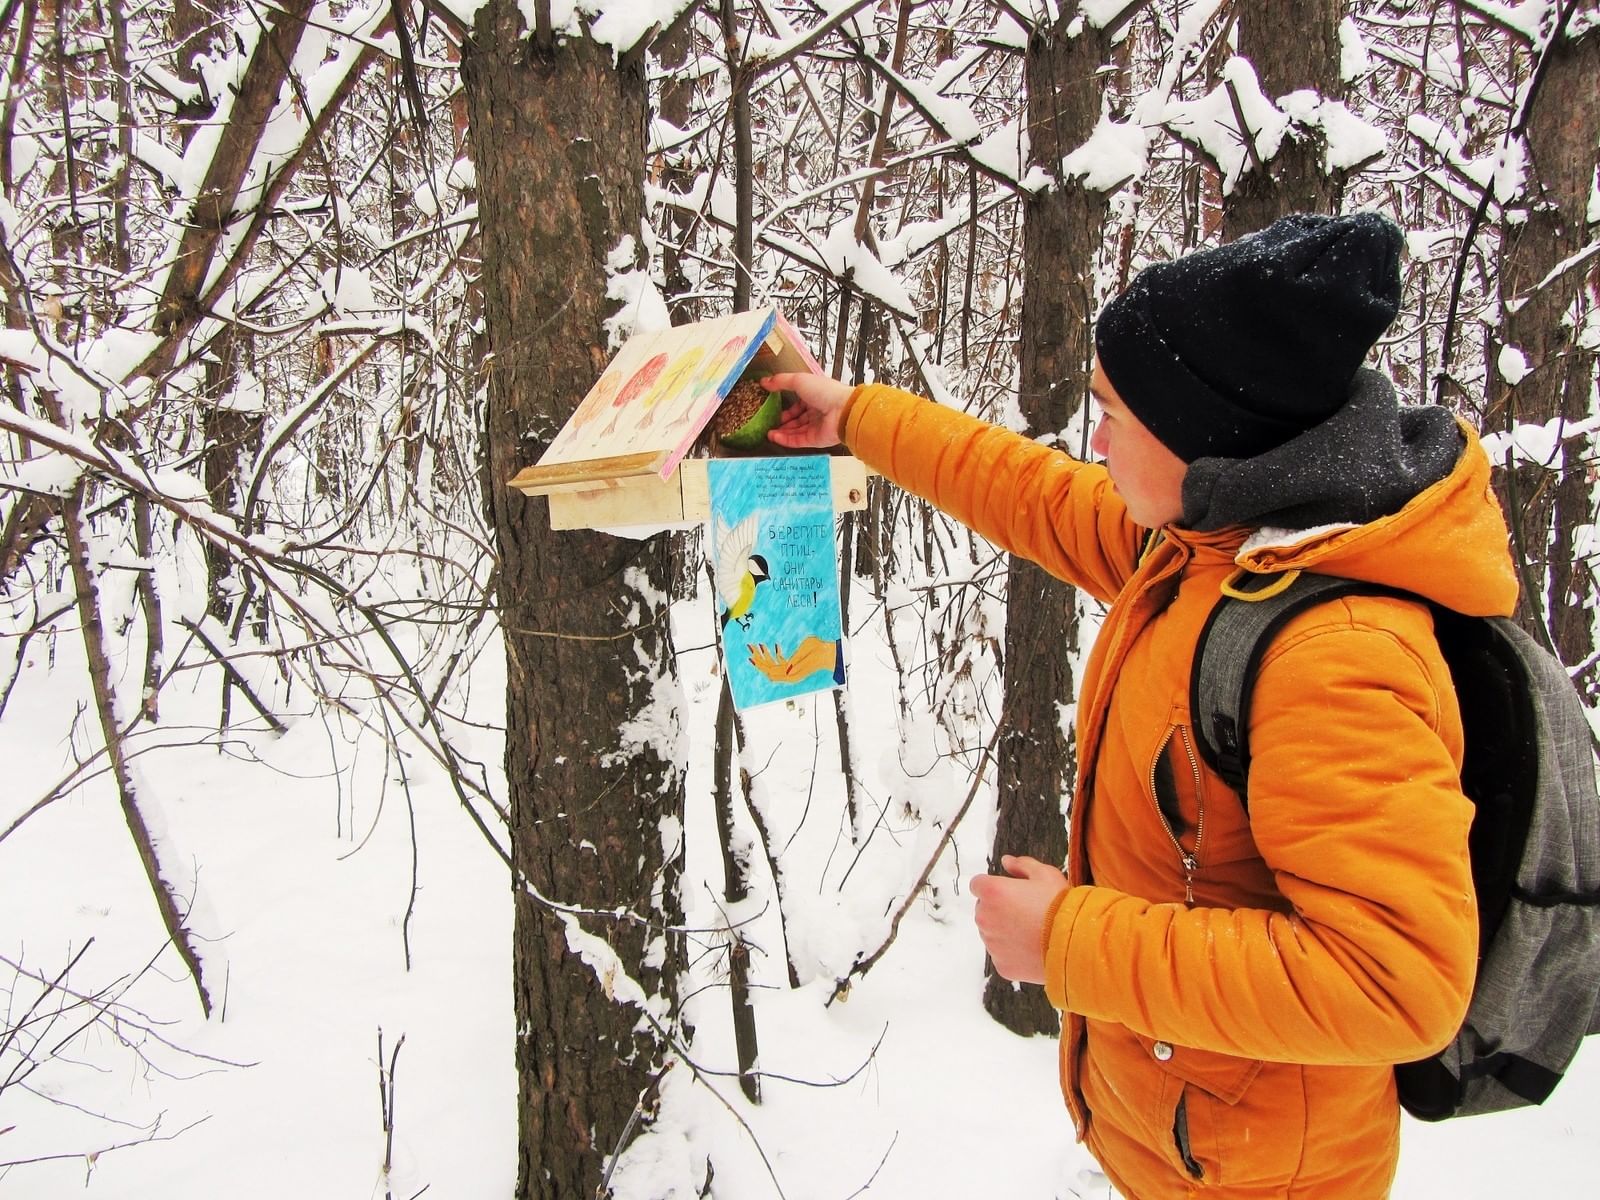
[[1138, 529, 1165, 567], [1220, 566, 1302, 601]]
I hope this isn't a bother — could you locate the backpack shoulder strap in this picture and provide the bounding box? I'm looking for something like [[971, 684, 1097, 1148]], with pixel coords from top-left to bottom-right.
[[1190, 569, 1398, 807]]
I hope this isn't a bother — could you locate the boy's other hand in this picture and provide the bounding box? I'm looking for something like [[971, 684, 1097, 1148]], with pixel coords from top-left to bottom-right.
[[970, 855, 1069, 985], [762, 372, 854, 449]]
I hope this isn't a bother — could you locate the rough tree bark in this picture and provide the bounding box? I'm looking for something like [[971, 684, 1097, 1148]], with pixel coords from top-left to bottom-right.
[[460, 12, 686, 1198], [985, 5, 1121, 1036], [1224, 0, 1348, 239], [654, 14, 698, 327], [1488, 13, 1600, 696]]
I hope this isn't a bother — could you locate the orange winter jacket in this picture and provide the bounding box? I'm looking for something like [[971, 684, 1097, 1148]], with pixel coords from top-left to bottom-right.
[[840, 380, 1518, 1198]]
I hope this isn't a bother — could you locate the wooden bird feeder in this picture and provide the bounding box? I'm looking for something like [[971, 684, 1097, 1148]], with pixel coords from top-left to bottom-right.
[[507, 306, 869, 531]]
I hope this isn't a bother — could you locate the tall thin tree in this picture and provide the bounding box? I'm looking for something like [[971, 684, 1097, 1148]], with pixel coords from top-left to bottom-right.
[[1486, 7, 1600, 695]]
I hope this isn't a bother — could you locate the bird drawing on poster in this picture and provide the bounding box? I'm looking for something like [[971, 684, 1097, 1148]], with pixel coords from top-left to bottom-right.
[[714, 513, 770, 631]]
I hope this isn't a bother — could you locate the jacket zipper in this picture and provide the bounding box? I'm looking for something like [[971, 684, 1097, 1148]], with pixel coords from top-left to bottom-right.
[[1149, 724, 1206, 905]]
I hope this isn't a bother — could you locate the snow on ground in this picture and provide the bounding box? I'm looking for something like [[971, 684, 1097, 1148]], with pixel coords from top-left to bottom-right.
[[0, 619, 515, 1198], [1, 563, 1597, 1198]]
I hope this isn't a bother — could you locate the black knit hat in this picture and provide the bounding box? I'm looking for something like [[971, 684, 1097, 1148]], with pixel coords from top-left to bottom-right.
[[1093, 212, 1405, 463]]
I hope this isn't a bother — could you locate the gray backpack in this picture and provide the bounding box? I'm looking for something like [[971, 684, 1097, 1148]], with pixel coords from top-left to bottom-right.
[[1191, 569, 1600, 1120]]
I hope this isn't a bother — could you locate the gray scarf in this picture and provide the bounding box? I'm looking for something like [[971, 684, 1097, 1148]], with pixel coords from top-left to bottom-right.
[[1180, 369, 1464, 533]]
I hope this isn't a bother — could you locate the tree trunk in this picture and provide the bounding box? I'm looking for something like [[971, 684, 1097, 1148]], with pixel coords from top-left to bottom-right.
[[459, 13, 685, 1198], [202, 325, 260, 621], [712, 678, 761, 1103], [1488, 18, 1600, 697], [985, 8, 1115, 1036], [1224, 0, 1347, 239], [654, 15, 698, 326]]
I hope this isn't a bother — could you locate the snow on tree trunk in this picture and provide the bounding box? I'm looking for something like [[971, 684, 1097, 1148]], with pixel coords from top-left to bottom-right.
[[1225, 0, 1349, 237], [459, 11, 687, 1199]]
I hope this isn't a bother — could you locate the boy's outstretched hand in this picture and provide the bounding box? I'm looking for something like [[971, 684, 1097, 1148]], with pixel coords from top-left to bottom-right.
[[761, 372, 855, 449], [970, 855, 1069, 985]]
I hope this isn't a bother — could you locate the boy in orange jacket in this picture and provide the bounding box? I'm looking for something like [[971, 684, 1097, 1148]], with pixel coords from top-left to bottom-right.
[[764, 212, 1518, 1198]]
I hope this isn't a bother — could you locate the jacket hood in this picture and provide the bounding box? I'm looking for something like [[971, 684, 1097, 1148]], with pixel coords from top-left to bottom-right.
[[1179, 370, 1518, 617], [1182, 369, 1461, 531]]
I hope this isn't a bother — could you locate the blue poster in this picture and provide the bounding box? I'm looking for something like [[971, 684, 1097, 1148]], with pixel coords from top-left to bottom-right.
[[707, 456, 845, 711]]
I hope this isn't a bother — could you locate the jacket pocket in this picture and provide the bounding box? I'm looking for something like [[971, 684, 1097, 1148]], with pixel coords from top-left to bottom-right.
[[1173, 1090, 1204, 1180], [1151, 1043, 1307, 1189]]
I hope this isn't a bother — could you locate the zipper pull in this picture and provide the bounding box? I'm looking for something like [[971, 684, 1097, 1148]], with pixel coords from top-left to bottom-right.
[[1181, 854, 1196, 906]]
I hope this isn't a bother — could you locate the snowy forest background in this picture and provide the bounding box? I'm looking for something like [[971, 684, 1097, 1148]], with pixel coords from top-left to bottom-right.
[[1, 0, 1597, 1197]]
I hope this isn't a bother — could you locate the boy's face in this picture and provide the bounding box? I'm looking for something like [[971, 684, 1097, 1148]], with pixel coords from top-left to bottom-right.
[[1089, 360, 1187, 529]]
